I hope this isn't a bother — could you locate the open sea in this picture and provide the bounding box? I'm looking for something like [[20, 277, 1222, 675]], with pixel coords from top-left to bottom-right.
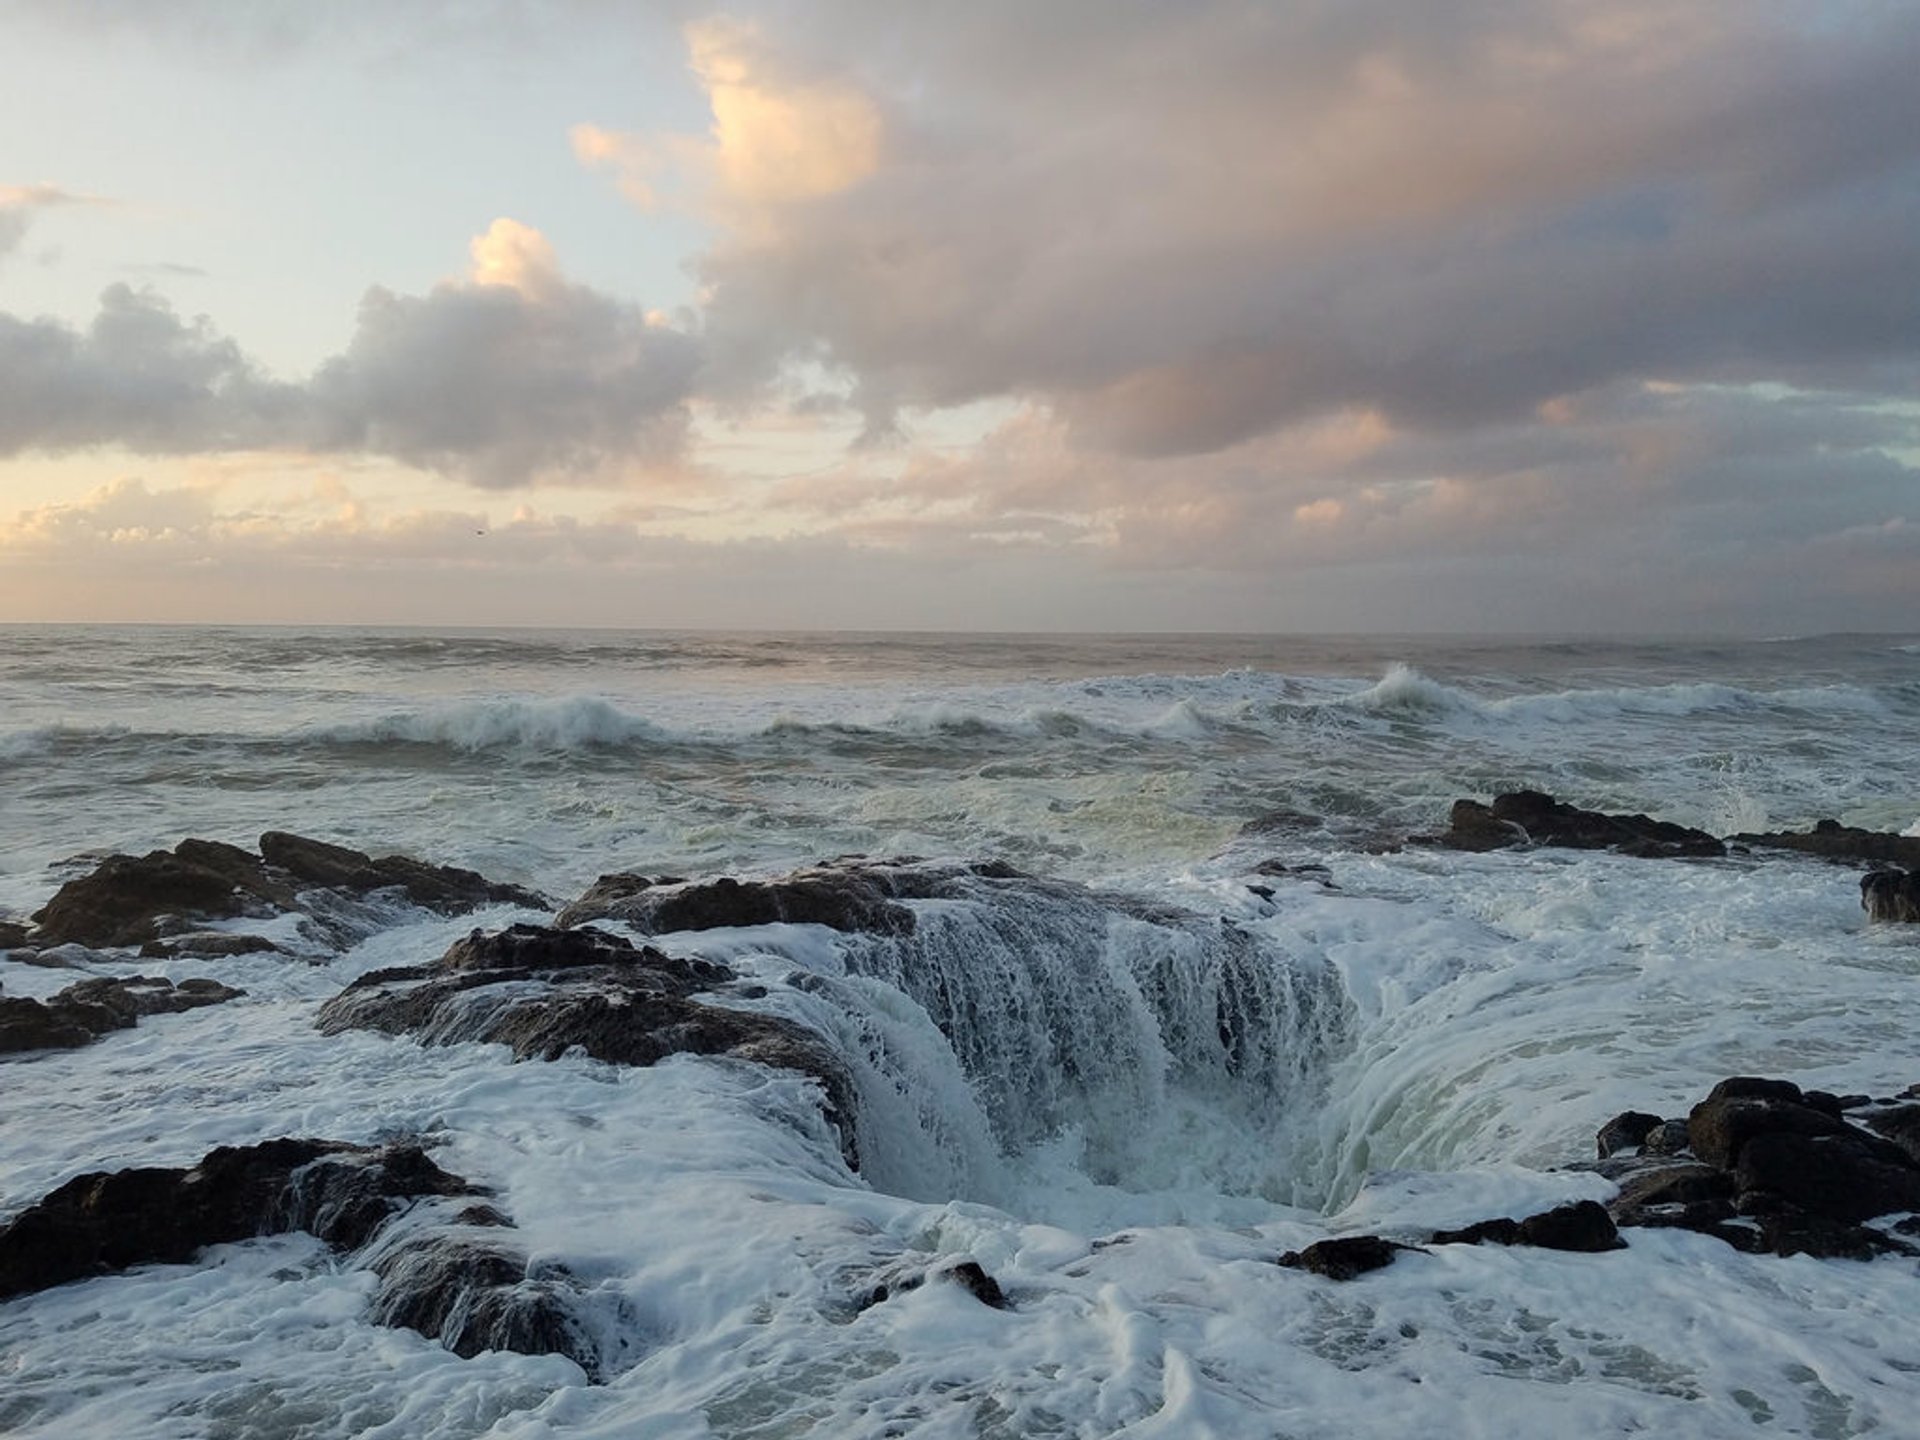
[[2, 626, 1918, 1438]]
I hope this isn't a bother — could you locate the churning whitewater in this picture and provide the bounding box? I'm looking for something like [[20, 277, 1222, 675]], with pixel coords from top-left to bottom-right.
[[2, 627, 1919, 1439]]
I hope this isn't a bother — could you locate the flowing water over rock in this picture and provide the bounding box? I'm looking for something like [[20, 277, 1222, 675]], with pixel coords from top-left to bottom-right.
[[3, 626, 1920, 1439]]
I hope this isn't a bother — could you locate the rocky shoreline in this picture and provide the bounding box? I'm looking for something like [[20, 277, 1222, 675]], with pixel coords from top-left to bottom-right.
[[3, 794, 1918, 1375]]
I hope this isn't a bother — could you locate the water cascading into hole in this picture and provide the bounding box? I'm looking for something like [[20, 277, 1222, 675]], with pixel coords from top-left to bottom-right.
[[755, 871, 1356, 1226]]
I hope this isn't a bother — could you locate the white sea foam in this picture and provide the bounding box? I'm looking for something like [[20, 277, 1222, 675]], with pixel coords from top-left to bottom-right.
[[3, 627, 1919, 1438]]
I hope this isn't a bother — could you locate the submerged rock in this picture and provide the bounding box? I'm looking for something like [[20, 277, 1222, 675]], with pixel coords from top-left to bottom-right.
[[1861, 869, 1920, 923], [366, 1229, 617, 1379], [855, 1257, 1012, 1313], [1732, 820, 1920, 869], [138, 932, 285, 960], [1431, 1200, 1624, 1253], [27, 833, 544, 950], [1278, 1235, 1419, 1281], [1428, 791, 1724, 859], [318, 922, 856, 1163], [0, 975, 242, 1055]]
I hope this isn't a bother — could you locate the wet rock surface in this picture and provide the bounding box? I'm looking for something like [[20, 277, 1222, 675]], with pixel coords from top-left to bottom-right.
[[1595, 1077, 1920, 1258], [1430, 1200, 1624, 1253], [0, 1138, 615, 1375], [557, 862, 928, 935], [0, 1139, 466, 1299], [318, 922, 856, 1163], [855, 1258, 1011, 1314], [0, 975, 243, 1054], [1428, 791, 1725, 858], [27, 833, 544, 950], [1278, 1235, 1420, 1280]]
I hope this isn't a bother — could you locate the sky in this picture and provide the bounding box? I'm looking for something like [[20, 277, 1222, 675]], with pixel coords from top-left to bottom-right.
[[1, 0, 1916, 634]]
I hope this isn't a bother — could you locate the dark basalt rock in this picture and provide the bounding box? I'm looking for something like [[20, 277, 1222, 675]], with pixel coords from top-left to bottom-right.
[[29, 840, 290, 948], [1598, 1077, 1920, 1259], [1277, 1235, 1420, 1280], [0, 997, 96, 1052], [258, 832, 545, 915], [138, 932, 285, 960], [1639, 1118, 1694, 1155], [1428, 791, 1724, 858], [367, 1232, 610, 1377], [0, 975, 243, 1054], [1430, 1200, 1624, 1253], [1433, 800, 1530, 853], [1596, 1110, 1664, 1159], [856, 1258, 1011, 1313], [1861, 869, 1920, 923], [559, 866, 919, 936], [1860, 1104, 1920, 1165], [0, 919, 31, 950], [1686, 1077, 1845, 1170], [0, 1139, 466, 1300], [318, 923, 856, 1166], [1731, 820, 1920, 869], [28, 833, 544, 950], [1732, 1131, 1920, 1225], [0, 1139, 616, 1375]]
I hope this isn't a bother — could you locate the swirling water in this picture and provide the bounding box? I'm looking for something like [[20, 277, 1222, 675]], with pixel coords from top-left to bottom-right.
[[2, 626, 1919, 1438]]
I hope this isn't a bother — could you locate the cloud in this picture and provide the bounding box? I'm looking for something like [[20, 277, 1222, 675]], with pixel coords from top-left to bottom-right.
[[0, 183, 104, 264], [0, 220, 702, 486], [591, 2, 1920, 457], [307, 219, 702, 486], [0, 284, 302, 455], [573, 18, 881, 222], [746, 378, 1920, 629]]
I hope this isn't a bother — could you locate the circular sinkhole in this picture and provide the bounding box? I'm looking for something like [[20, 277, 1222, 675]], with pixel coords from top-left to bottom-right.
[[704, 866, 1359, 1232]]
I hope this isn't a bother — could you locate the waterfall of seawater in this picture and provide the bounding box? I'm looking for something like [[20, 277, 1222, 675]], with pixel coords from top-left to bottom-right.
[[751, 875, 1356, 1223]]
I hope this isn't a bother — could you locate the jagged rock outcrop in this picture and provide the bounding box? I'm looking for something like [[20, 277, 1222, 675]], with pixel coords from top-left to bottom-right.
[[0, 1139, 467, 1299], [0, 975, 243, 1054], [0, 1138, 617, 1376], [318, 922, 856, 1164], [1428, 791, 1724, 858], [1594, 1077, 1920, 1258], [26, 833, 545, 950]]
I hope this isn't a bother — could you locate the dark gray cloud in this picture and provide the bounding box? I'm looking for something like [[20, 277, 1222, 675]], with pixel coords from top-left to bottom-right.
[[0, 284, 300, 455], [0, 260, 701, 485], [308, 273, 701, 487], [683, 1, 1920, 456]]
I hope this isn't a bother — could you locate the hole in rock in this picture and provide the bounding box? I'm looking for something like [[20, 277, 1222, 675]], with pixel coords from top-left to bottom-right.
[[723, 871, 1357, 1233]]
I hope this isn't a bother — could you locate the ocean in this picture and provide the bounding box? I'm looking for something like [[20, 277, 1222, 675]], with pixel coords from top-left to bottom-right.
[[2, 625, 1918, 1437]]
